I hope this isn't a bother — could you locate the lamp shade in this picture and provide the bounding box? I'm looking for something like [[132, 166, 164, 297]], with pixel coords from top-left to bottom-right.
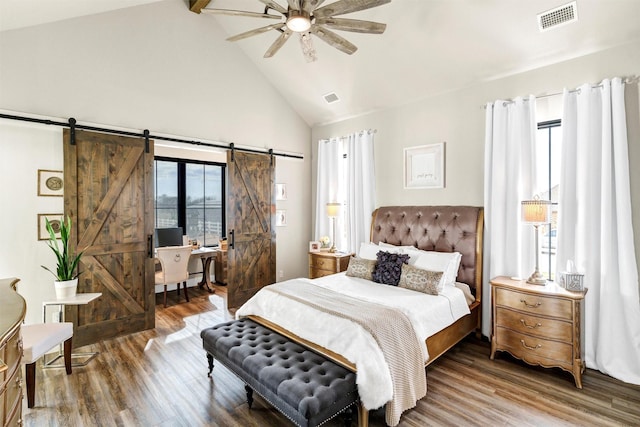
[[521, 198, 552, 224], [326, 202, 341, 217]]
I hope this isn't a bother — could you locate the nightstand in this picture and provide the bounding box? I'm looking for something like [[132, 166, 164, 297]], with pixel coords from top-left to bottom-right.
[[490, 276, 587, 388], [308, 252, 352, 279]]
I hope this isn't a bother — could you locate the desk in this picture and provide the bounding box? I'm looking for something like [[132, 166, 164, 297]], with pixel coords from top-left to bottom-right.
[[190, 247, 217, 293], [42, 292, 102, 367]]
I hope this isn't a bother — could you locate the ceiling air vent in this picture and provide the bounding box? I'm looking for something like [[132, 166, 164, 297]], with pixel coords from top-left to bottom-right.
[[323, 92, 340, 104], [537, 1, 578, 32]]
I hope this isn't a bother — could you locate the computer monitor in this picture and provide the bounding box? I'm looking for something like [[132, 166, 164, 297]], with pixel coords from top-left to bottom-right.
[[155, 227, 184, 247]]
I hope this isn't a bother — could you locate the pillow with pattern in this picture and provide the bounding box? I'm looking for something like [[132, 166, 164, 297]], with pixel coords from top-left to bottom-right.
[[398, 264, 444, 295], [345, 257, 377, 281], [372, 251, 410, 286]]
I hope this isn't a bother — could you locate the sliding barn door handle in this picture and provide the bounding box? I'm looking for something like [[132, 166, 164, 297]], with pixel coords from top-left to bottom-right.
[[229, 230, 235, 250], [147, 234, 154, 258]]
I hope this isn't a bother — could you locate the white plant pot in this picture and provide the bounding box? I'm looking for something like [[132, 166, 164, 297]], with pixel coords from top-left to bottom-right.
[[54, 278, 78, 299]]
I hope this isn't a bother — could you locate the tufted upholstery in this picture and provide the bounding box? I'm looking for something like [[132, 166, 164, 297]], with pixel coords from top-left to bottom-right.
[[370, 206, 483, 293], [201, 318, 358, 427]]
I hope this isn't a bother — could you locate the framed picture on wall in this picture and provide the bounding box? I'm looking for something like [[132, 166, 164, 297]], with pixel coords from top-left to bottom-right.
[[38, 213, 63, 240], [276, 210, 287, 226], [404, 142, 445, 189], [275, 183, 287, 200], [38, 169, 64, 196]]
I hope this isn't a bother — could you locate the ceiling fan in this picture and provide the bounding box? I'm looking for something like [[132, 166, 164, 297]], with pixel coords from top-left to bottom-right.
[[201, 0, 391, 62]]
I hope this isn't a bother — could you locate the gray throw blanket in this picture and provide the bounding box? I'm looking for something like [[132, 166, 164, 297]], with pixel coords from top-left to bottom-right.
[[267, 281, 426, 426]]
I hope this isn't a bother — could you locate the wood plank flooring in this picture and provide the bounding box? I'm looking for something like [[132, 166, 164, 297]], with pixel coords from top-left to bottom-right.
[[24, 284, 640, 426]]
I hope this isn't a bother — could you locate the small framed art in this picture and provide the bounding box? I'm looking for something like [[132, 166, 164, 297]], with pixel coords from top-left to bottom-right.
[[275, 183, 287, 200], [309, 241, 321, 252], [38, 169, 64, 196], [404, 142, 445, 189], [276, 210, 287, 226], [38, 213, 63, 240]]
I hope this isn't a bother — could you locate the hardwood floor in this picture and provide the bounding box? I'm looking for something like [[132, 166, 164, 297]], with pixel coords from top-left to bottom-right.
[[24, 283, 640, 427]]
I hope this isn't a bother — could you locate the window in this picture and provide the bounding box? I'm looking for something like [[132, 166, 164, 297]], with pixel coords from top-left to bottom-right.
[[154, 157, 225, 247], [535, 120, 561, 280]]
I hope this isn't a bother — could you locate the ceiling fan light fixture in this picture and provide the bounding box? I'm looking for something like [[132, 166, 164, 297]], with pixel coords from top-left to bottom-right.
[[286, 11, 311, 32]]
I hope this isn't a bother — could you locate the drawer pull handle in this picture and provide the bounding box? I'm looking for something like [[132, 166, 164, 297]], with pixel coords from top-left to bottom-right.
[[520, 299, 542, 308], [520, 319, 542, 329], [520, 339, 542, 351]]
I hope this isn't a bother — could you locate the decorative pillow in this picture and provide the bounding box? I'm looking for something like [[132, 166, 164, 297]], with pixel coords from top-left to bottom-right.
[[412, 250, 462, 290], [345, 257, 377, 281], [378, 242, 420, 265], [398, 264, 444, 295], [358, 242, 381, 260], [372, 251, 410, 286]]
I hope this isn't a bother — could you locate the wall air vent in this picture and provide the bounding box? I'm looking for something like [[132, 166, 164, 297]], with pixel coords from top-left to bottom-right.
[[323, 92, 340, 104], [537, 1, 578, 32]]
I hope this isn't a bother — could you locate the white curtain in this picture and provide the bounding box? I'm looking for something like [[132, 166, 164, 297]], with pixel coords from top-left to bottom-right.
[[557, 78, 640, 384], [346, 131, 376, 254], [315, 131, 376, 253], [315, 137, 343, 245], [482, 96, 538, 337]]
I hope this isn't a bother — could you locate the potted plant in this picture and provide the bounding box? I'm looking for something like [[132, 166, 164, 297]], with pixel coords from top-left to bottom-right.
[[41, 216, 83, 299]]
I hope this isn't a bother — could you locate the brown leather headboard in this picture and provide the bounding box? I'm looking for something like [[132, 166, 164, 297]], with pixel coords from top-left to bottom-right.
[[370, 206, 484, 298]]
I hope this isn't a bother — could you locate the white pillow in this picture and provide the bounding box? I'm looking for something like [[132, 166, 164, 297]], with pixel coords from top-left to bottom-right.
[[358, 242, 381, 260], [412, 250, 462, 291], [378, 242, 421, 265]]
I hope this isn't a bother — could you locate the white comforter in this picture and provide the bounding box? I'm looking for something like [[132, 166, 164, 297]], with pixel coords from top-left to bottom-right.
[[236, 273, 470, 410]]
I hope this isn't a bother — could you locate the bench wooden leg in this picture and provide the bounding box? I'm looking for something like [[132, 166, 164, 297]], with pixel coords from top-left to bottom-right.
[[207, 354, 214, 377], [357, 402, 369, 427], [25, 362, 36, 408], [64, 337, 72, 375], [245, 385, 254, 409]]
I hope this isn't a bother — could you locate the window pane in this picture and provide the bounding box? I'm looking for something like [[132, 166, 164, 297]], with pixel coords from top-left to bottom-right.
[[155, 161, 178, 228], [536, 122, 562, 281], [204, 165, 223, 246], [186, 164, 205, 244]]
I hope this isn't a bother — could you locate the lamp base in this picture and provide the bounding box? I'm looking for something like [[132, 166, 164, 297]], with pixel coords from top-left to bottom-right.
[[329, 246, 336, 253], [526, 271, 547, 286]]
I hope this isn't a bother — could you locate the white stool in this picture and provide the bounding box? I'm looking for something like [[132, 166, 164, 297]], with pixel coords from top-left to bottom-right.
[[21, 322, 73, 408]]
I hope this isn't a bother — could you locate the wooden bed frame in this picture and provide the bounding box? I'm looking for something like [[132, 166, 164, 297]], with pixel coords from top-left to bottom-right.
[[250, 205, 484, 372]]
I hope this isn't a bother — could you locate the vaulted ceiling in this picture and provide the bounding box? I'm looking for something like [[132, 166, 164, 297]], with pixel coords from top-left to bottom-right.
[[2, 0, 640, 126]]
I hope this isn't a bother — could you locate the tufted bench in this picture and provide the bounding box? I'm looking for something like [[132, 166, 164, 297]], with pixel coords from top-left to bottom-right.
[[201, 318, 364, 427]]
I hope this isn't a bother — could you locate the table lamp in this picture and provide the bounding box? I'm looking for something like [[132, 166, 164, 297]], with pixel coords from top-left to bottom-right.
[[521, 197, 552, 285], [326, 202, 341, 253]]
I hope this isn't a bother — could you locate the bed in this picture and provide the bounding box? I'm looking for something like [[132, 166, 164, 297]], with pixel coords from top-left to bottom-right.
[[237, 205, 484, 426]]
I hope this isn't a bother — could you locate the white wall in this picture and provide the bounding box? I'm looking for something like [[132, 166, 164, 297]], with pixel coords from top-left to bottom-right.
[[0, 1, 312, 324], [312, 40, 640, 283]]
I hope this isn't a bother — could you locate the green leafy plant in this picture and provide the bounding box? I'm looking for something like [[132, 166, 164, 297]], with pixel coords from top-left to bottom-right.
[[41, 216, 83, 281]]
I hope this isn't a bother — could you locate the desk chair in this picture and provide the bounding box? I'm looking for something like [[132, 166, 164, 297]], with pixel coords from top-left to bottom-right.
[[21, 322, 73, 408], [155, 245, 192, 307]]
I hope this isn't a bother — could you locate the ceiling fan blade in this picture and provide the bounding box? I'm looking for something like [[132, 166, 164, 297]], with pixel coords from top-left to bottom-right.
[[258, 0, 288, 15], [315, 17, 386, 33], [227, 23, 285, 42], [310, 25, 357, 55], [302, 0, 327, 14], [201, 8, 281, 20], [264, 29, 293, 58], [314, 0, 391, 18]]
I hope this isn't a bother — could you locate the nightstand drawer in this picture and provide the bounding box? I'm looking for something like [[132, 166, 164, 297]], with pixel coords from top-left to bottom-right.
[[309, 267, 336, 278], [309, 255, 339, 271], [495, 327, 573, 365], [495, 287, 573, 320], [496, 307, 573, 342]]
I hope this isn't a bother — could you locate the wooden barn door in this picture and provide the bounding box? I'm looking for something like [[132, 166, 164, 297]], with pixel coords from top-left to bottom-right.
[[226, 151, 276, 308], [63, 129, 155, 347]]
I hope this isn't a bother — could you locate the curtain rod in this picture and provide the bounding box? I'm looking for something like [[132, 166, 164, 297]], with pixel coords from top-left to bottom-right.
[[320, 128, 377, 143], [483, 75, 639, 108], [0, 112, 304, 160]]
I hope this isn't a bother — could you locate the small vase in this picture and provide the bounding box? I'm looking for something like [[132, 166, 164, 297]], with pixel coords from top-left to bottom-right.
[[54, 278, 78, 299]]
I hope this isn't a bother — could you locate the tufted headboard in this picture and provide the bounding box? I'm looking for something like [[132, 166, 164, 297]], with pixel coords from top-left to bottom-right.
[[370, 206, 484, 298]]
